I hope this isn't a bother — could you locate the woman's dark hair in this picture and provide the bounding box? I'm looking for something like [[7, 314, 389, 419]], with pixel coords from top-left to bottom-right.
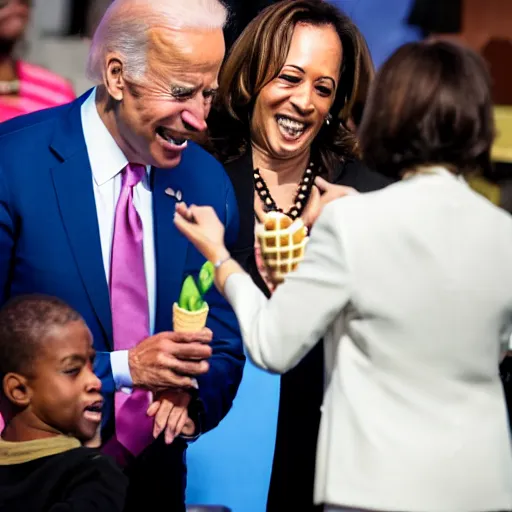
[[359, 40, 495, 179], [207, 0, 374, 178]]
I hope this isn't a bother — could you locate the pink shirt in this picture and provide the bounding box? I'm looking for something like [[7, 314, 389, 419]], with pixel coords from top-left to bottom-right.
[[0, 61, 75, 123]]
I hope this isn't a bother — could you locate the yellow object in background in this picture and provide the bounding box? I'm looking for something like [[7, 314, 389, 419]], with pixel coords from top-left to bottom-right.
[[493, 106, 512, 164], [465, 106, 512, 208], [466, 174, 501, 206]]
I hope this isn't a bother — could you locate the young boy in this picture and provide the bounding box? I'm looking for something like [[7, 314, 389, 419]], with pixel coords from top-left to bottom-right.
[[0, 294, 127, 511]]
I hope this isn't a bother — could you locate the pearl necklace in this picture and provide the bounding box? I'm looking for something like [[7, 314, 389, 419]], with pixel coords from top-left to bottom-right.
[[0, 79, 20, 95], [253, 161, 316, 220]]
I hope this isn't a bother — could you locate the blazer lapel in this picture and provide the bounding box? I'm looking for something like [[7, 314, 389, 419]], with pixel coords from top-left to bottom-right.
[[153, 166, 190, 332], [49, 94, 113, 346]]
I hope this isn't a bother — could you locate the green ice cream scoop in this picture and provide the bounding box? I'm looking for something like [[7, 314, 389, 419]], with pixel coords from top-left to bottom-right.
[[177, 261, 215, 312]]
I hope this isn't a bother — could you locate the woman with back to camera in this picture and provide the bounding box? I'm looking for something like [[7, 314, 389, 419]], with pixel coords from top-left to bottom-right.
[[206, 1, 390, 509], [177, 40, 512, 512]]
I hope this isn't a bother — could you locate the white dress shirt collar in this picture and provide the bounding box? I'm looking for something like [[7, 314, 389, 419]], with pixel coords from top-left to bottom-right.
[[81, 88, 150, 187], [80, 88, 156, 391]]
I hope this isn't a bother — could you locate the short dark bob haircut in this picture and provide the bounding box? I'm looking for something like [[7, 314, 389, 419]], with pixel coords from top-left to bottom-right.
[[359, 40, 495, 180]]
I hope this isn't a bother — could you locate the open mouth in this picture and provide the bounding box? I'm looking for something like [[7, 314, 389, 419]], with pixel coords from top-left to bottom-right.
[[156, 126, 188, 148], [276, 115, 309, 141], [83, 400, 103, 423]]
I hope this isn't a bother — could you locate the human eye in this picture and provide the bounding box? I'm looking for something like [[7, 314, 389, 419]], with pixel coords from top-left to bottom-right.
[[63, 366, 81, 377], [316, 85, 333, 97], [203, 89, 217, 102], [171, 85, 195, 101], [279, 74, 300, 84]]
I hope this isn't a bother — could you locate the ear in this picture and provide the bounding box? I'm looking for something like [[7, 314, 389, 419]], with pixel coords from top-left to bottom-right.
[[2, 373, 32, 408], [104, 53, 126, 102]]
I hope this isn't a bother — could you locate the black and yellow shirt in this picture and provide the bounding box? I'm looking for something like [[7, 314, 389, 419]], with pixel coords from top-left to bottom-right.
[[0, 436, 127, 511]]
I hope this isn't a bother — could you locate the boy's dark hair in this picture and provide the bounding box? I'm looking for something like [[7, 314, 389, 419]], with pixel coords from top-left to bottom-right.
[[0, 295, 81, 379], [359, 40, 494, 180]]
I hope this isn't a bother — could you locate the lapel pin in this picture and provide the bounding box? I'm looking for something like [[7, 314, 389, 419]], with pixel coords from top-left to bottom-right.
[[165, 187, 183, 201]]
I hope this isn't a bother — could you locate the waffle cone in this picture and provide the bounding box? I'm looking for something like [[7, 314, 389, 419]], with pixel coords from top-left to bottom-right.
[[173, 302, 209, 332], [256, 212, 309, 284]]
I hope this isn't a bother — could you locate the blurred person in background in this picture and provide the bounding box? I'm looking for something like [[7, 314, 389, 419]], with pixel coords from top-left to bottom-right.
[[0, 0, 75, 122], [67, 0, 91, 37], [84, 0, 112, 39], [407, 0, 462, 37], [176, 40, 512, 512], [207, 1, 389, 509], [222, 0, 278, 51]]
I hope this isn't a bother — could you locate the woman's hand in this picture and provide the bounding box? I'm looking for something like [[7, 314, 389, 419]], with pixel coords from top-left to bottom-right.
[[174, 202, 230, 263], [301, 177, 358, 227]]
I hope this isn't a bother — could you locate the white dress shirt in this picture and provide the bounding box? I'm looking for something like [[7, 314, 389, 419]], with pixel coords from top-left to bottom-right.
[[81, 88, 156, 389], [225, 168, 512, 511]]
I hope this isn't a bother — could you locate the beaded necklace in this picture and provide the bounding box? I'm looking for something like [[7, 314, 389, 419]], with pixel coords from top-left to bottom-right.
[[253, 161, 316, 220], [0, 79, 20, 95]]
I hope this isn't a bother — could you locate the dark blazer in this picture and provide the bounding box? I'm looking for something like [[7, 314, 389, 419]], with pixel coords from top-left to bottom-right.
[[0, 92, 245, 511], [225, 151, 391, 512]]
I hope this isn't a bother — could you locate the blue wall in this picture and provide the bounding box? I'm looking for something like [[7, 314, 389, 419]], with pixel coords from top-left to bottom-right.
[[186, 360, 280, 512], [336, 0, 421, 67], [185, 2, 420, 511]]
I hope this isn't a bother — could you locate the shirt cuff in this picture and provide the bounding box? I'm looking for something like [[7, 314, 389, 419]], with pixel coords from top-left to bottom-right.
[[180, 393, 204, 442], [110, 350, 133, 390]]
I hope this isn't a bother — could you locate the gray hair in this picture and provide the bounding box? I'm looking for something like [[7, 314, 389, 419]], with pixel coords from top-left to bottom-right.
[[86, 0, 228, 83]]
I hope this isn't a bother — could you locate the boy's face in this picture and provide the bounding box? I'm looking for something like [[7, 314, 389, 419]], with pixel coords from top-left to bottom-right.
[[25, 320, 103, 442]]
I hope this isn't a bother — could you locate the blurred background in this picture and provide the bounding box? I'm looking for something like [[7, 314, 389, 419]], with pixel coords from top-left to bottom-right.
[[26, 0, 420, 95], [25, 0, 107, 94]]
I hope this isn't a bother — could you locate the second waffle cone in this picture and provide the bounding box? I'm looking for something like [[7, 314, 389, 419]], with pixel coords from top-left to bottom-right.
[[256, 211, 308, 284]]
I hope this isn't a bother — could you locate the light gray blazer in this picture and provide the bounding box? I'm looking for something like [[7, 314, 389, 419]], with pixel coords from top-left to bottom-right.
[[225, 167, 512, 512]]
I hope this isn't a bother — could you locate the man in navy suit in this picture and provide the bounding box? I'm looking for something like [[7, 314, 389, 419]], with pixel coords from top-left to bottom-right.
[[0, 0, 245, 510]]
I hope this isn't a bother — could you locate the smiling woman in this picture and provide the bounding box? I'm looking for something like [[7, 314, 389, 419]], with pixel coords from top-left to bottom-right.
[[203, 1, 391, 510]]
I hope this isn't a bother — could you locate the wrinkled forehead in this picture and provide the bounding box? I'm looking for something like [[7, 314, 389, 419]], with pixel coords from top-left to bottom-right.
[[144, 26, 225, 84]]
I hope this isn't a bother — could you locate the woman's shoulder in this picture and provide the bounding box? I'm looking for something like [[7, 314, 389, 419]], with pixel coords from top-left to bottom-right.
[[223, 151, 255, 203], [333, 158, 393, 193], [17, 61, 75, 100], [222, 151, 256, 235]]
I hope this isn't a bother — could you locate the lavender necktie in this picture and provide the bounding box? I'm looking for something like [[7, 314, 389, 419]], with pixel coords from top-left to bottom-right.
[[109, 163, 153, 458]]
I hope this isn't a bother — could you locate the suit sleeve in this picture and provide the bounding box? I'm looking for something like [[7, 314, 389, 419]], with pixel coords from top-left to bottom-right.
[[0, 164, 15, 305], [93, 353, 115, 394], [224, 202, 352, 373], [194, 176, 246, 434]]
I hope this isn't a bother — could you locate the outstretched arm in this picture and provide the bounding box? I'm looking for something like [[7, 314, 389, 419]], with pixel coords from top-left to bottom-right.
[[174, 201, 352, 373]]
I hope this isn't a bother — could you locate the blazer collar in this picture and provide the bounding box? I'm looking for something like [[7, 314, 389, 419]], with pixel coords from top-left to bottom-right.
[[49, 90, 113, 346], [49, 89, 92, 162]]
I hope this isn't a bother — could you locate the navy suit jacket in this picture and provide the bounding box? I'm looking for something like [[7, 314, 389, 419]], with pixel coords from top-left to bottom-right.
[[0, 91, 245, 436]]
